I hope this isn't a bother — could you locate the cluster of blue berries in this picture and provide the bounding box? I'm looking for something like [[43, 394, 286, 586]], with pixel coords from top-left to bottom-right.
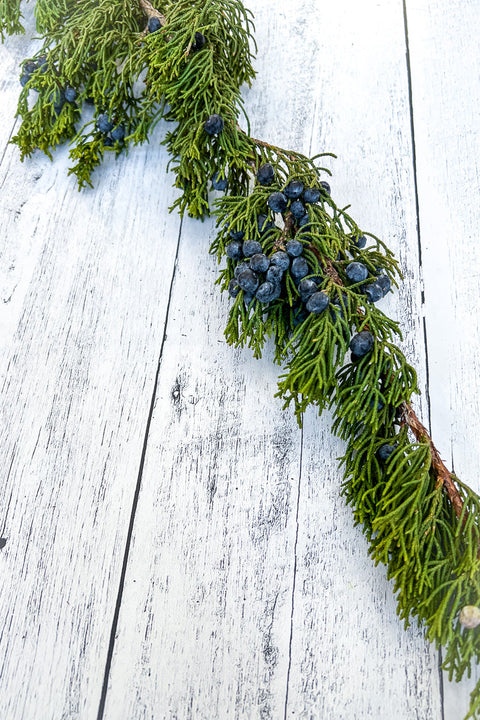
[[348, 329, 397, 462], [256, 164, 391, 306], [19, 56, 47, 87], [344, 261, 391, 303], [222, 163, 338, 312], [20, 56, 79, 116], [257, 163, 330, 234], [219, 160, 396, 449], [96, 114, 126, 146], [222, 164, 338, 313], [225, 230, 330, 314]]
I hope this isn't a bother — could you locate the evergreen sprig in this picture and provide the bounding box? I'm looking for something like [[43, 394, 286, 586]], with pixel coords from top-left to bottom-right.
[[3, 1, 480, 716], [0, 0, 24, 40]]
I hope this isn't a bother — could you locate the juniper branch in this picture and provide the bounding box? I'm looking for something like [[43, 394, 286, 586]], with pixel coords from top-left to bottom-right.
[[3, 1, 480, 716], [304, 234, 467, 521], [307, 234, 466, 521]]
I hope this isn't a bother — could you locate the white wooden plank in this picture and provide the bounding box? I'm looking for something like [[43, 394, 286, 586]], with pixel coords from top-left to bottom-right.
[[405, 1, 480, 717], [0, 154, 181, 720], [0, 9, 184, 716], [103, 1, 441, 719], [280, 0, 442, 718], [100, 216, 304, 720]]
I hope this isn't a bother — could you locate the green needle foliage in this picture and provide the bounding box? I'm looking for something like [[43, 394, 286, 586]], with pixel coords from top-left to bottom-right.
[[3, 1, 480, 716], [8, 0, 256, 215], [0, 0, 23, 40]]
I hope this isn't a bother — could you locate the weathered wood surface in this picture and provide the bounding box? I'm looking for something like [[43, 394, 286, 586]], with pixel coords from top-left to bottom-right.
[[406, 2, 480, 715], [0, 1, 479, 719]]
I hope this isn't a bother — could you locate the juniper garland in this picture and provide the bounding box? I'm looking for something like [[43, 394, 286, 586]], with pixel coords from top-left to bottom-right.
[[3, 0, 480, 716]]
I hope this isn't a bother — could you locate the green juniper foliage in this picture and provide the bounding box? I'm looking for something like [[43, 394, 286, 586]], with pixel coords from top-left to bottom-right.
[[9, 0, 257, 215], [0, 0, 23, 40], [3, 1, 480, 716]]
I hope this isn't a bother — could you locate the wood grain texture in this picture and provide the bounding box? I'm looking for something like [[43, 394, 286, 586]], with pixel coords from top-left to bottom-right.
[[0, 7, 182, 716], [0, 1, 479, 719], [284, 1, 440, 718], [103, 1, 438, 719], [101, 215, 303, 720], [405, 1, 480, 716]]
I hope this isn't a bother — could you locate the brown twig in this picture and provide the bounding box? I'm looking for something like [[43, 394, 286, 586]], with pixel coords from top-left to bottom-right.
[[250, 136, 297, 162], [400, 402, 465, 520], [307, 243, 343, 284], [236, 125, 298, 163], [273, 212, 295, 251]]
